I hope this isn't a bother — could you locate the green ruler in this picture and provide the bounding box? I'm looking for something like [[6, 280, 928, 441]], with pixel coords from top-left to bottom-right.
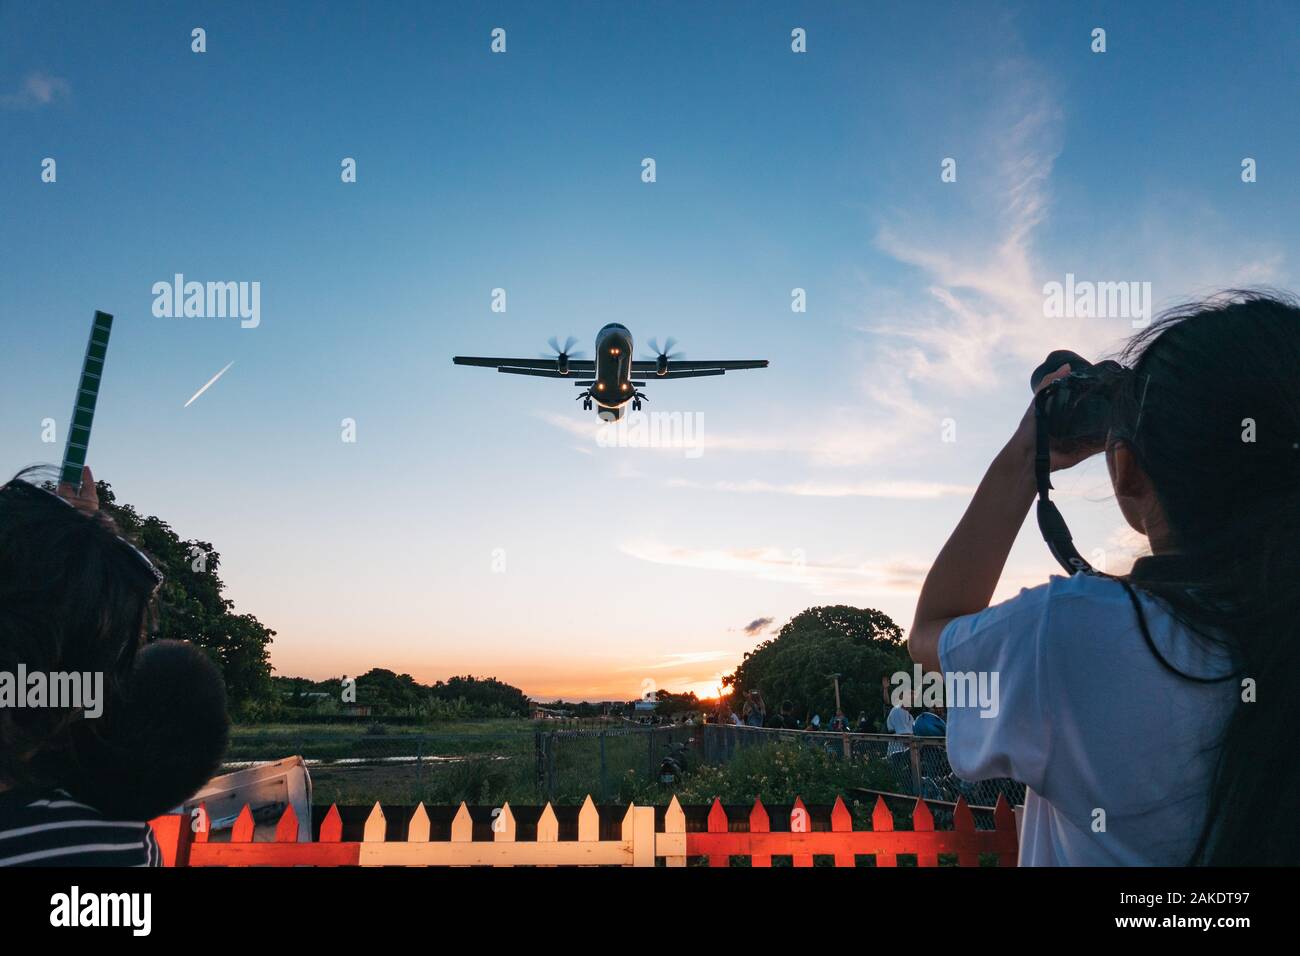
[[60, 310, 114, 489]]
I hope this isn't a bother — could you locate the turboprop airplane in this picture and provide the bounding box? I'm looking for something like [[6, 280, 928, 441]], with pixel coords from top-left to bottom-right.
[[453, 323, 768, 421]]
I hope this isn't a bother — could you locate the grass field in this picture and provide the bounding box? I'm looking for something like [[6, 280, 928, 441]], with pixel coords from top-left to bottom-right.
[[225, 720, 908, 812], [227, 719, 536, 759], [227, 719, 656, 806]]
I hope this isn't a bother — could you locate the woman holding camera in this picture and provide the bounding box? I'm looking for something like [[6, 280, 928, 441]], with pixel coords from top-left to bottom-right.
[[908, 291, 1299, 866]]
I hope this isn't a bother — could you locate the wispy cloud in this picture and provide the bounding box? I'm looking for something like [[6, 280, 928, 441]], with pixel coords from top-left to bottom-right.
[[612, 650, 742, 700], [620, 539, 930, 598], [666, 477, 973, 499], [865, 59, 1293, 405], [741, 616, 774, 636], [622, 538, 1054, 607], [536, 410, 909, 467], [867, 61, 1090, 393], [1, 72, 70, 110], [619, 650, 736, 672]]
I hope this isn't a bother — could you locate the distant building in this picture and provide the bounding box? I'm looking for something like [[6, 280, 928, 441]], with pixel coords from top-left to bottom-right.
[[531, 705, 572, 720]]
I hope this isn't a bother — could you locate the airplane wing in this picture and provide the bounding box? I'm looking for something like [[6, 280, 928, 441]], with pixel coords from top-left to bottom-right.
[[454, 355, 766, 378], [453, 356, 597, 377], [629, 359, 768, 375], [654, 368, 726, 379]]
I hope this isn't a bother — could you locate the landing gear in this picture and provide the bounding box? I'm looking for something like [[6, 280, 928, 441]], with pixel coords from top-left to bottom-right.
[[632, 391, 648, 412], [576, 390, 594, 411]]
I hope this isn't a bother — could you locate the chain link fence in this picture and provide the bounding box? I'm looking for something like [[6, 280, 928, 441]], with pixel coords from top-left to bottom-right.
[[227, 724, 702, 805], [535, 722, 697, 803]]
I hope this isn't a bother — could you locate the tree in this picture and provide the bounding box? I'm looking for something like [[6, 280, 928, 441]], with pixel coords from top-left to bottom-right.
[[725, 605, 908, 720], [653, 689, 703, 718], [94, 480, 276, 713], [431, 675, 530, 716], [354, 668, 426, 714], [280, 672, 532, 719]]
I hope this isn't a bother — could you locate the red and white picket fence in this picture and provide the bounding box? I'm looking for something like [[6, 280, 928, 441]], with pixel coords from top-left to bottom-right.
[[149, 793, 1018, 867]]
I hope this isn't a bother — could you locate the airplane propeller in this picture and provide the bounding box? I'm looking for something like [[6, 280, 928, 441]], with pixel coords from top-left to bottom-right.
[[543, 335, 585, 374], [644, 337, 684, 376]]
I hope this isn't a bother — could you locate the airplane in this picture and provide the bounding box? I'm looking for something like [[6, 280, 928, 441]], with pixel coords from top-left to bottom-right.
[[452, 323, 769, 422]]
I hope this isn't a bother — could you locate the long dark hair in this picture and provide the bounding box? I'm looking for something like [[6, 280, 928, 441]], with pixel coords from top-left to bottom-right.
[[1116, 290, 1300, 865], [0, 467, 161, 789]]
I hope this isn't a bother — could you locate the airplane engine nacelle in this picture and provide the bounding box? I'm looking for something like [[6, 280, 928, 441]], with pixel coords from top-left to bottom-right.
[[656, 355, 668, 376], [556, 355, 570, 375]]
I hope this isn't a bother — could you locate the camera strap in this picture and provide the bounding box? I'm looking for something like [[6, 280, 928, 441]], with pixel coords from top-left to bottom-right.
[[1033, 387, 1103, 576], [1033, 394, 1178, 677]]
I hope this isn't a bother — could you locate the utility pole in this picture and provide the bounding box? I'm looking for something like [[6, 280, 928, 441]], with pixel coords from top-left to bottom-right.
[[829, 673, 849, 758]]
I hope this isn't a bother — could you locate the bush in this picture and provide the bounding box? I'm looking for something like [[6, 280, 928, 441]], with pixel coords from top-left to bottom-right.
[[419, 755, 522, 806], [231, 696, 283, 723], [656, 741, 896, 809]]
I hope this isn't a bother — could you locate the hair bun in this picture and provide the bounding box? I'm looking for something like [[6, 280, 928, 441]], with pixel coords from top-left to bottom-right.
[[63, 640, 230, 821]]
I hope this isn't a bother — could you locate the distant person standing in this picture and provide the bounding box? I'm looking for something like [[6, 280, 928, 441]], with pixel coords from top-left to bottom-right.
[[887, 700, 915, 742], [886, 700, 915, 786]]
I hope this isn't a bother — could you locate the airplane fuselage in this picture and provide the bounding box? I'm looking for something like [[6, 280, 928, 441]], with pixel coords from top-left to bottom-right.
[[591, 322, 635, 421]]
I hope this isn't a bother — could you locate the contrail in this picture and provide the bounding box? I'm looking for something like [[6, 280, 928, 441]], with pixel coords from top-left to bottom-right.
[[184, 361, 235, 408]]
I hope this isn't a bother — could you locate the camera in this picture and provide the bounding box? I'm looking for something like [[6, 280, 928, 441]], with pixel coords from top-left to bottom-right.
[[1029, 349, 1140, 576], [1030, 349, 1135, 451]]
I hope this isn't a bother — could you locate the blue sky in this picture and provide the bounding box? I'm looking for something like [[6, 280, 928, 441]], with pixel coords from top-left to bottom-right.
[[3, 1, 1297, 698]]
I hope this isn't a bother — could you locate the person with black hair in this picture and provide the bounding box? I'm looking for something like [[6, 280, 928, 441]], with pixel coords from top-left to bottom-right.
[[0, 467, 229, 866], [908, 291, 1300, 866], [912, 706, 947, 738], [763, 699, 797, 730]]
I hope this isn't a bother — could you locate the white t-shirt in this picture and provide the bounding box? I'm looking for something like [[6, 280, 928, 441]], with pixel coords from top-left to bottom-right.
[[886, 704, 914, 755], [939, 572, 1237, 866]]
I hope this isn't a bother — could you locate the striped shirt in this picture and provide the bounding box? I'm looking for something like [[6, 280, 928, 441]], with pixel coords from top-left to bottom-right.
[[0, 788, 160, 867]]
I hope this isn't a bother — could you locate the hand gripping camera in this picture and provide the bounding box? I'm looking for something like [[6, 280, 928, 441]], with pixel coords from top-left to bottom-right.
[[1029, 349, 1142, 575]]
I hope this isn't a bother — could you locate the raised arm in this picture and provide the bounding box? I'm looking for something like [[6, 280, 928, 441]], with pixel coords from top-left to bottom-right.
[[908, 365, 1093, 671]]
